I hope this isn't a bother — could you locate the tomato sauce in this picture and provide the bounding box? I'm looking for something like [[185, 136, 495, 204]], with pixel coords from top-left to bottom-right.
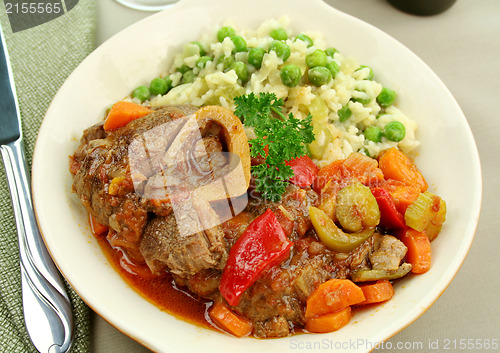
[[94, 232, 214, 329]]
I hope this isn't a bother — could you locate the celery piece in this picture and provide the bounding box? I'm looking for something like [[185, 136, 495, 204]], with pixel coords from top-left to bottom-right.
[[351, 263, 412, 282], [309, 206, 374, 252], [404, 191, 446, 240], [336, 182, 380, 232], [425, 198, 447, 241]]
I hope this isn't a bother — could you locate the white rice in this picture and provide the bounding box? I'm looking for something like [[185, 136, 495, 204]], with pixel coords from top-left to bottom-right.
[[147, 17, 419, 167]]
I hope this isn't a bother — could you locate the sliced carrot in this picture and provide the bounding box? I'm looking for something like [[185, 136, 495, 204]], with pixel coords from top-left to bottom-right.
[[89, 213, 108, 237], [313, 153, 384, 194], [399, 228, 431, 274], [103, 101, 153, 131], [381, 179, 421, 214], [378, 147, 428, 192], [209, 302, 253, 337], [305, 279, 365, 319], [305, 307, 352, 333], [313, 159, 349, 194], [358, 280, 394, 305], [342, 152, 384, 185]]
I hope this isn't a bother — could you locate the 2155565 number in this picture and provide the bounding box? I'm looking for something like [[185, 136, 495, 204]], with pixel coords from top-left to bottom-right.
[[5, 2, 62, 14], [443, 338, 499, 350]]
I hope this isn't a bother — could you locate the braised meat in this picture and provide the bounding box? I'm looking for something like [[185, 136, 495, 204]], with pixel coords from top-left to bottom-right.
[[71, 106, 198, 261], [246, 183, 319, 240], [71, 104, 247, 267], [369, 234, 408, 271], [140, 199, 227, 277]]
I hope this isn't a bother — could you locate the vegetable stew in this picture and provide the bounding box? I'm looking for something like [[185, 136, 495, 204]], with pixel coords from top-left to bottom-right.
[[70, 98, 446, 338]]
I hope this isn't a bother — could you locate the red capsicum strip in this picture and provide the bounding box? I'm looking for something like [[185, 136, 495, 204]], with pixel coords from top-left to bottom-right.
[[371, 187, 406, 230], [286, 155, 319, 188], [219, 209, 293, 306]]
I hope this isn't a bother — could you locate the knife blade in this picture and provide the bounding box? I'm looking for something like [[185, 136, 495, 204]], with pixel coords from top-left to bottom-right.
[[0, 24, 74, 353]]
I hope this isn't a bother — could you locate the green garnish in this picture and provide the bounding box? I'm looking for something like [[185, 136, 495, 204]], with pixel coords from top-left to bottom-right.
[[234, 92, 314, 202]]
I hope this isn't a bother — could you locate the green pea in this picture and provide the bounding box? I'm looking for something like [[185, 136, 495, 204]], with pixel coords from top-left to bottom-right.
[[325, 47, 339, 58], [356, 65, 373, 80], [217, 55, 235, 71], [149, 77, 168, 96], [270, 28, 288, 41], [308, 66, 332, 86], [376, 87, 396, 107], [364, 126, 383, 142], [181, 70, 196, 84], [326, 61, 340, 79], [164, 76, 173, 92], [230, 35, 247, 53], [217, 26, 236, 42], [383, 121, 406, 142], [190, 41, 206, 56], [230, 61, 249, 82], [248, 47, 266, 69], [306, 49, 328, 68], [132, 85, 150, 102], [338, 105, 352, 122], [269, 40, 291, 62], [280, 64, 302, 87], [196, 56, 213, 68], [295, 33, 314, 47], [176, 64, 191, 74]]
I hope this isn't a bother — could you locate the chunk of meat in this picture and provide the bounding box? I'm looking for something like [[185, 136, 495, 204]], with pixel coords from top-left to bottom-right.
[[247, 184, 319, 239], [71, 122, 107, 164], [235, 277, 304, 325], [72, 105, 197, 227], [139, 199, 228, 277], [293, 257, 330, 300], [127, 116, 187, 179], [220, 211, 254, 247], [193, 136, 226, 173], [369, 235, 408, 271], [71, 106, 200, 262], [106, 197, 148, 261], [325, 235, 376, 279], [253, 316, 290, 338], [174, 269, 222, 298]]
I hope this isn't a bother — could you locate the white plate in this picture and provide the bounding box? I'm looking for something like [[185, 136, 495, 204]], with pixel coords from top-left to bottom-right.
[[32, 0, 482, 352], [114, 0, 177, 12]]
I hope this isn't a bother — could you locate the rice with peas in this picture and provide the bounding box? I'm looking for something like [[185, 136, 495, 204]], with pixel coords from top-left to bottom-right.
[[133, 16, 419, 167]]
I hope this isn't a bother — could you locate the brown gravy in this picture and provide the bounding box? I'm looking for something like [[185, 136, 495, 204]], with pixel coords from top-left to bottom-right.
[[94, 232, 214, 330]]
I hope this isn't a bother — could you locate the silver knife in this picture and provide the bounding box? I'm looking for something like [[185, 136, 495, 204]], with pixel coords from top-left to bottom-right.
[[0, 25, 74, 353]]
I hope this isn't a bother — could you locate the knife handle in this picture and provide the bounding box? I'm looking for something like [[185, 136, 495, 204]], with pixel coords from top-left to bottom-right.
[[1, 140, 74, 353]]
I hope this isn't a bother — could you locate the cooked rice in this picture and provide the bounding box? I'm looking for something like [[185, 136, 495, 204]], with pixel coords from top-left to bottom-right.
[[143, 16, 419, 167]]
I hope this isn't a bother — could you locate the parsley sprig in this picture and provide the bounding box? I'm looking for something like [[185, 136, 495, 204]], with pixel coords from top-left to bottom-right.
[[234, 92, 314, 202]]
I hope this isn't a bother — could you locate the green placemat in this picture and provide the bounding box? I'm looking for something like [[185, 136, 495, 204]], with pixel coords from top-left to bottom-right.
[[0, 1, 96, 352]]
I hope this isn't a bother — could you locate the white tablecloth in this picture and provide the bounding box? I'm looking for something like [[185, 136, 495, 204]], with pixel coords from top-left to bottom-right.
[[92, 0, 500, 351]]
